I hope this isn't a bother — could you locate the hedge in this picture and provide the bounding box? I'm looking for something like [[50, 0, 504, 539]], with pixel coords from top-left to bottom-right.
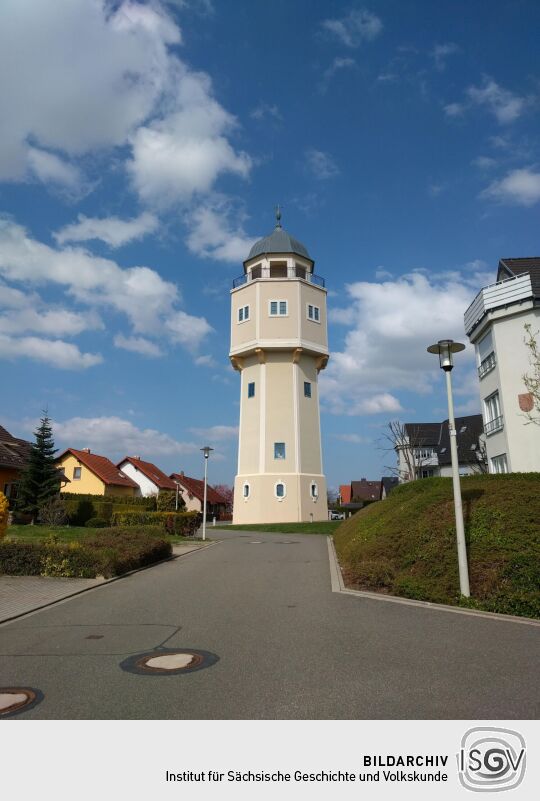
[[63, 497, 157, 526], [61, 493, 157, 508], [0, 528, 172, 578], [111, 510, 202, 536]]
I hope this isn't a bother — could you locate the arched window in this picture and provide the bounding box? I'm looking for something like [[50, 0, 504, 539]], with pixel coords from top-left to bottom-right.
[[275, 482, 286, 499], [243, 483, 250, 499], [310, 482, 318, 499]]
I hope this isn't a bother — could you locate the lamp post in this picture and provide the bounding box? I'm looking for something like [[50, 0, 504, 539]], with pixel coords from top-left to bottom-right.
[[174, 480, 180, 512], [427, 339, 470, 597], [200, 446, 214, 541]]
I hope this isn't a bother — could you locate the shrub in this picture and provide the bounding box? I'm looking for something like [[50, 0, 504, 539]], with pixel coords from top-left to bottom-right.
[[0, 527, 172, 578], [157, 490, 185, 512], [110, 510, 201, 536], [85, 517, 108, 528], [0, 491, 8, 540], [61, 492, 157, 508], [38, 495, 67, 526]]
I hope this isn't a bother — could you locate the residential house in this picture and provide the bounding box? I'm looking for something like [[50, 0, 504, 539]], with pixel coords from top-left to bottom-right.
[[0, 425, 31, 504], [380, 476, 399, 498], [170, 471, 229, 519], [396, 415, 486, 481], [351, 479, 381, 502], [338, 484, 351, 505], [464, 257, 540, 473], [117, 456, 178, 497], [57, 448, 138, 496]]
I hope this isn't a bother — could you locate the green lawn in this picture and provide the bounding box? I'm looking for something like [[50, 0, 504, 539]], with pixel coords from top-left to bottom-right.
[[6, 525, 200, 545], [213, 521, 340, 535]]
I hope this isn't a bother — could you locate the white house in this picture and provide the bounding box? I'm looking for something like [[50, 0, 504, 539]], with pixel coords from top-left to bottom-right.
[[464, 258, 540, 473], [117, 456, 178, 497], [396, 416, 486, 481]]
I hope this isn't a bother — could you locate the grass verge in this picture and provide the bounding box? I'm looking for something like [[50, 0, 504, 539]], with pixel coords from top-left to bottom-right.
[[213, 521, 340, 535], [333, 474, 540, 618]]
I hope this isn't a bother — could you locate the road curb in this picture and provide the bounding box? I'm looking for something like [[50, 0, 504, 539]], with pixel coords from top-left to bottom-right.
[[327, 537, 540, 627], [0, 540, 219, 627]]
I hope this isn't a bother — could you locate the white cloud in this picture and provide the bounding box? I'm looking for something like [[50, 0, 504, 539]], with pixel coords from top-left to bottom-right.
[[481, 168, 540, 206], [467, 78, 526, 124], [431, 43, 459, 71], [54, 212, 159, 248], [127, 69, 252, 207], [165, 310, 213, 351], [186, 200, 257, 262], [320, 57, 356, 91], [321, 9, 383, 47], [0, 0, 180, 181], [0, 334, 102, 369], [0, 307, 102, 337], [305, 148, 340, 180], [27, 147, 82, 189], [333, 433, 369, 444], [53, 416, 200, 458], [445, 78, 527, 125], [472, 156, 497, 170], [321, 270, 480, 416], [188, 424, 238, 440], [114, 334, 163, 358], [250, 103, 282, 121], [194, 354, 217, 367]]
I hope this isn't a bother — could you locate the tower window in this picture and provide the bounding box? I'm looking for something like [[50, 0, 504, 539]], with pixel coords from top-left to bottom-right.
[[310, 482, 318, 499], [307, 304, 320, 322], [304, 382, 312, 398], [275, 482, 286, 499], [238, 305, 249, 323], [269, 300, 288, 316], [243, 482, 250, 498], [274, 442, 286, 460], [248, 382, 255, 398]]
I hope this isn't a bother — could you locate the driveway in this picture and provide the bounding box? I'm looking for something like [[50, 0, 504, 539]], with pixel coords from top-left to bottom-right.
[[1, 530, 539, 719]]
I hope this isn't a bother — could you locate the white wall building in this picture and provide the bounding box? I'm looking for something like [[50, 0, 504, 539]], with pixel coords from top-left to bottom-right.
[[117, 456, 178, 497], [396, 417, 486, 481], [464, 258, 540, 473], [230, 212, 328, 523]]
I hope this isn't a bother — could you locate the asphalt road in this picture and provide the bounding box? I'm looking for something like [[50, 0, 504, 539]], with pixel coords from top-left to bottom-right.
[[1, 530, 539, 719]]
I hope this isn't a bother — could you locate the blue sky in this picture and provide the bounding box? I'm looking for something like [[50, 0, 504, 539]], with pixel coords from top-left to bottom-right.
[[1, 0, 539, 490]]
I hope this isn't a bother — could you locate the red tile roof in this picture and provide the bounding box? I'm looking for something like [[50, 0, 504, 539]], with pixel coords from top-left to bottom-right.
[[118, 457, 177, 490], [57, 448, 138, 488], [351, 480, 381, 502], [170, 473, 228, 505], [339, 484, 352, 504]]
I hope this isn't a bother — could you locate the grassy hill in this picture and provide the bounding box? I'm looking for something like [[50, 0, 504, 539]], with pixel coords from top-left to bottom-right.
[[333, 474, 540, 618]]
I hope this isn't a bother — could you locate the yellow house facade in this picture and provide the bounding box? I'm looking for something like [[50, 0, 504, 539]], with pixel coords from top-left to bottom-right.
[[57, 448, 138, 497]]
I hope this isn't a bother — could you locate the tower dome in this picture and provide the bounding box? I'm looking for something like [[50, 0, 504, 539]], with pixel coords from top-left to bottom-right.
[[247, 208, 311, 261]]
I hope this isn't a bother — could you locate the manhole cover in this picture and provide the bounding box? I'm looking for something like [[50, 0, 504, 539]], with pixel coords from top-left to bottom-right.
[[0, 687, 43, 718], [120, 648, 219, 676]]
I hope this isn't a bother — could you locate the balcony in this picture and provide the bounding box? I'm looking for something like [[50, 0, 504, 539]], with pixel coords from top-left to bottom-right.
[[478, 351, 496, 379], [232, 270, 325, 289], [484, 415, 504, 436], [464, 273, 533, 335]]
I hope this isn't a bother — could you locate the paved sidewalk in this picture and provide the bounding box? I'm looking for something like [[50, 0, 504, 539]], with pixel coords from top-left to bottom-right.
[[0, 542, 208, 624]]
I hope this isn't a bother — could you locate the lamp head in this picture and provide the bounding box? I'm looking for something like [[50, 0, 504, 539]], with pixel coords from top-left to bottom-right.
[[201, 446, 214, 459], [427, 339, 465, 372]]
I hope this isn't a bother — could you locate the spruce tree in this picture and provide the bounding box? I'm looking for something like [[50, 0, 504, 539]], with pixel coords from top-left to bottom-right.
[[16, 413, 61, 520]]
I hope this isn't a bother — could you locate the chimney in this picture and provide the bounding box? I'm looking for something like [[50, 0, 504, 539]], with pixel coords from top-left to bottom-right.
[[133, 455, 141, 460], [82, 448, 91, 453], [180, 470, 184, 476]]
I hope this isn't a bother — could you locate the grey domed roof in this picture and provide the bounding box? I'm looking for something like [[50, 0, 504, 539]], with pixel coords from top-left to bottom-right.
[[247, 225, 311, 261]]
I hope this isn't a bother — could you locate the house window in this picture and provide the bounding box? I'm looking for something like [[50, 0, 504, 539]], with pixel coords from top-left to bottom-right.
[[269, 300, 288, 316], [491, 454, 508, 474], [73, 466, 81, 480], [416, 448, 435, 460], [238, 305, 249, 323], [274, 442, 286, 460], [304, 381, 312, 398], [421, 468, 436, 478], [243, 482, 250, 498], [310, 482, 318, 499], [248, 382, 255, 398], [484, 392, 503, 435], [478, 351, 496, 379], [307, 304, 320, 322], [275, 482, 286, 499]]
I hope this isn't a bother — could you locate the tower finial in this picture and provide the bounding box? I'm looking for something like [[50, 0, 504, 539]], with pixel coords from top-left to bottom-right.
[[275, 204, 282, 228]]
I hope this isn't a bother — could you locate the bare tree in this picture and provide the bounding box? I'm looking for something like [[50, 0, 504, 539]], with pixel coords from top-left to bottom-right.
[[469, 436, 488, 474], [522, 323, 540, 425], [379, 420, 433, 482]]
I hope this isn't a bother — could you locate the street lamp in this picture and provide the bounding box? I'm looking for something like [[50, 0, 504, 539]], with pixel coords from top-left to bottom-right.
[[427, 339, 470, 597], [200, 446, 214, 541]]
